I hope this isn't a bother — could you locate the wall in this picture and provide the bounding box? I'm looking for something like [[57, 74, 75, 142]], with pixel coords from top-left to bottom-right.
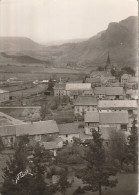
[[59, 133, 79, 143], [2, 135, 16, 147], [84, 122, 99, 135], [0, 92, 9, 102], [74, 105, 97, 115]]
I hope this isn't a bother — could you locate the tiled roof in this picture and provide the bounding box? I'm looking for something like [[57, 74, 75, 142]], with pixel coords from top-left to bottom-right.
[[58, 123, 79, 135], [94, 87, 105, 95], [85, 111, 99, 123], [0, 89, 9, 94], [74, 96, 97, 106], [16, 120, 59, 136], [54, 83, 65, 90], [105, 87, 123, 96], [94, 87, 123, 96], [98, 100, 137, 109], [0, 125, 16, 136], [66, 83, 91, 91], [100, 111, 128, 124]]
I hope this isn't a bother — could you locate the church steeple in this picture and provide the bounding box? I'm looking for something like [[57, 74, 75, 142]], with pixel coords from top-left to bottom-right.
[[107, 52, 111, 65]]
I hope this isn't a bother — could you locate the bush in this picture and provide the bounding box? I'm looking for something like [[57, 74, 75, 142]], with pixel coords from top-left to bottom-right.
[[78, 123, 84, 128], [73, 186, 85, 194], [55, 117, 74, 124]]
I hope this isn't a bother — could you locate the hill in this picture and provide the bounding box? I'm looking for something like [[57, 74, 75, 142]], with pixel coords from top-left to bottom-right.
[[0, 16, 137, 68], [0, 37, 43, 52], [48, 16, 137, 68]]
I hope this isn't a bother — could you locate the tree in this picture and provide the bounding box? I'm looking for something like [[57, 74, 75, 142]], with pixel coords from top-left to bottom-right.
[[78, 130, 118, 195], [1, 142, 30, 195], [108, 130, 127, 170], [47, 78, 54, 93], [1, 141, 54, 195], [127, 119, 138, 172], [121, 67, 135, 76], [0, 136, 4, 151], [57, 169, 71, 195]]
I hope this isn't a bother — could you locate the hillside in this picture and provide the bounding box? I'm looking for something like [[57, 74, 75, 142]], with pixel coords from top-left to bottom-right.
[[47, 16, 137, 68], [0, 16, 137, 68], [0, 37, 43, 52]]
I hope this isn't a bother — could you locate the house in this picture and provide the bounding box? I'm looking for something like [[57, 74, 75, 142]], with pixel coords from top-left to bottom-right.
[[58, 123, 80, 144], [127, 77, 138, 89], [74, 96, 98, 115], [98, 100, 137, 114], [42, 137, 63, 156], [99, 111, 129, 131], [16, 120, 59, 144], [94, 87, 124, 100], [0, 125, 16, 147], [84, 112, 99, 135], [65, 83, 92, 97], [53, 83, 66, 96], [126, 89, 138, 100], [94, 87, 106, 100], [84, 111, 129, 135], [0, 89, 9, 103], [121, 74, 130, 84]]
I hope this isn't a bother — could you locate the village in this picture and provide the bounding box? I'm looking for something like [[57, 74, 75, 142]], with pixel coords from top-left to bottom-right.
[[0, 54, 138, 195]]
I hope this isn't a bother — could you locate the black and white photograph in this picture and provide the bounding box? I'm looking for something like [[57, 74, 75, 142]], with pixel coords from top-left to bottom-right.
[[0, 0, 138, 194]]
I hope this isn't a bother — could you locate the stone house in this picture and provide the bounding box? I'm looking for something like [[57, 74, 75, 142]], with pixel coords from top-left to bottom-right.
[[84, 111, 129, 135], [53, 83, 66, 96], [0, 125, 16, 147], [94, 87, 124, 100], [98, 100, 137, 115], [42, 137, 63, 156], [58, 123, 80, 144], [65, 83, 92, 98], [0, 89, 9, 103], [84, 112, 99, 135], [74, 96, 98, 116], [16, 120, 59, 144]]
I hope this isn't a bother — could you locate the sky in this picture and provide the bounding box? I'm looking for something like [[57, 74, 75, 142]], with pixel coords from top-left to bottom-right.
[[0, 0, 137, 43]]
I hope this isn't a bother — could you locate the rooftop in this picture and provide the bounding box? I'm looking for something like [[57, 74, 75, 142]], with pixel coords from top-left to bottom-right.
[[0, 89, 9, 94], [58, 123, 79, 135], [100, 111, 128, 124], [0, 125, 16, 136], [66, 83, 91, 91], [94, 87, 123, 96], [16, 120, 59, 136], [85, 111, 99, 123], [84, 111, 129, 124], [98, 100, 137, 109], [54, 83, 66, 90], [74, 96, 97, 106]]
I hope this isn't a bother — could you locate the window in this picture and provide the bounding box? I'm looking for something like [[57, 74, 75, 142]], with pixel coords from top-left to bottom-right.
[[121, 124, 127, 130], [10, 137, 13, 143]]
